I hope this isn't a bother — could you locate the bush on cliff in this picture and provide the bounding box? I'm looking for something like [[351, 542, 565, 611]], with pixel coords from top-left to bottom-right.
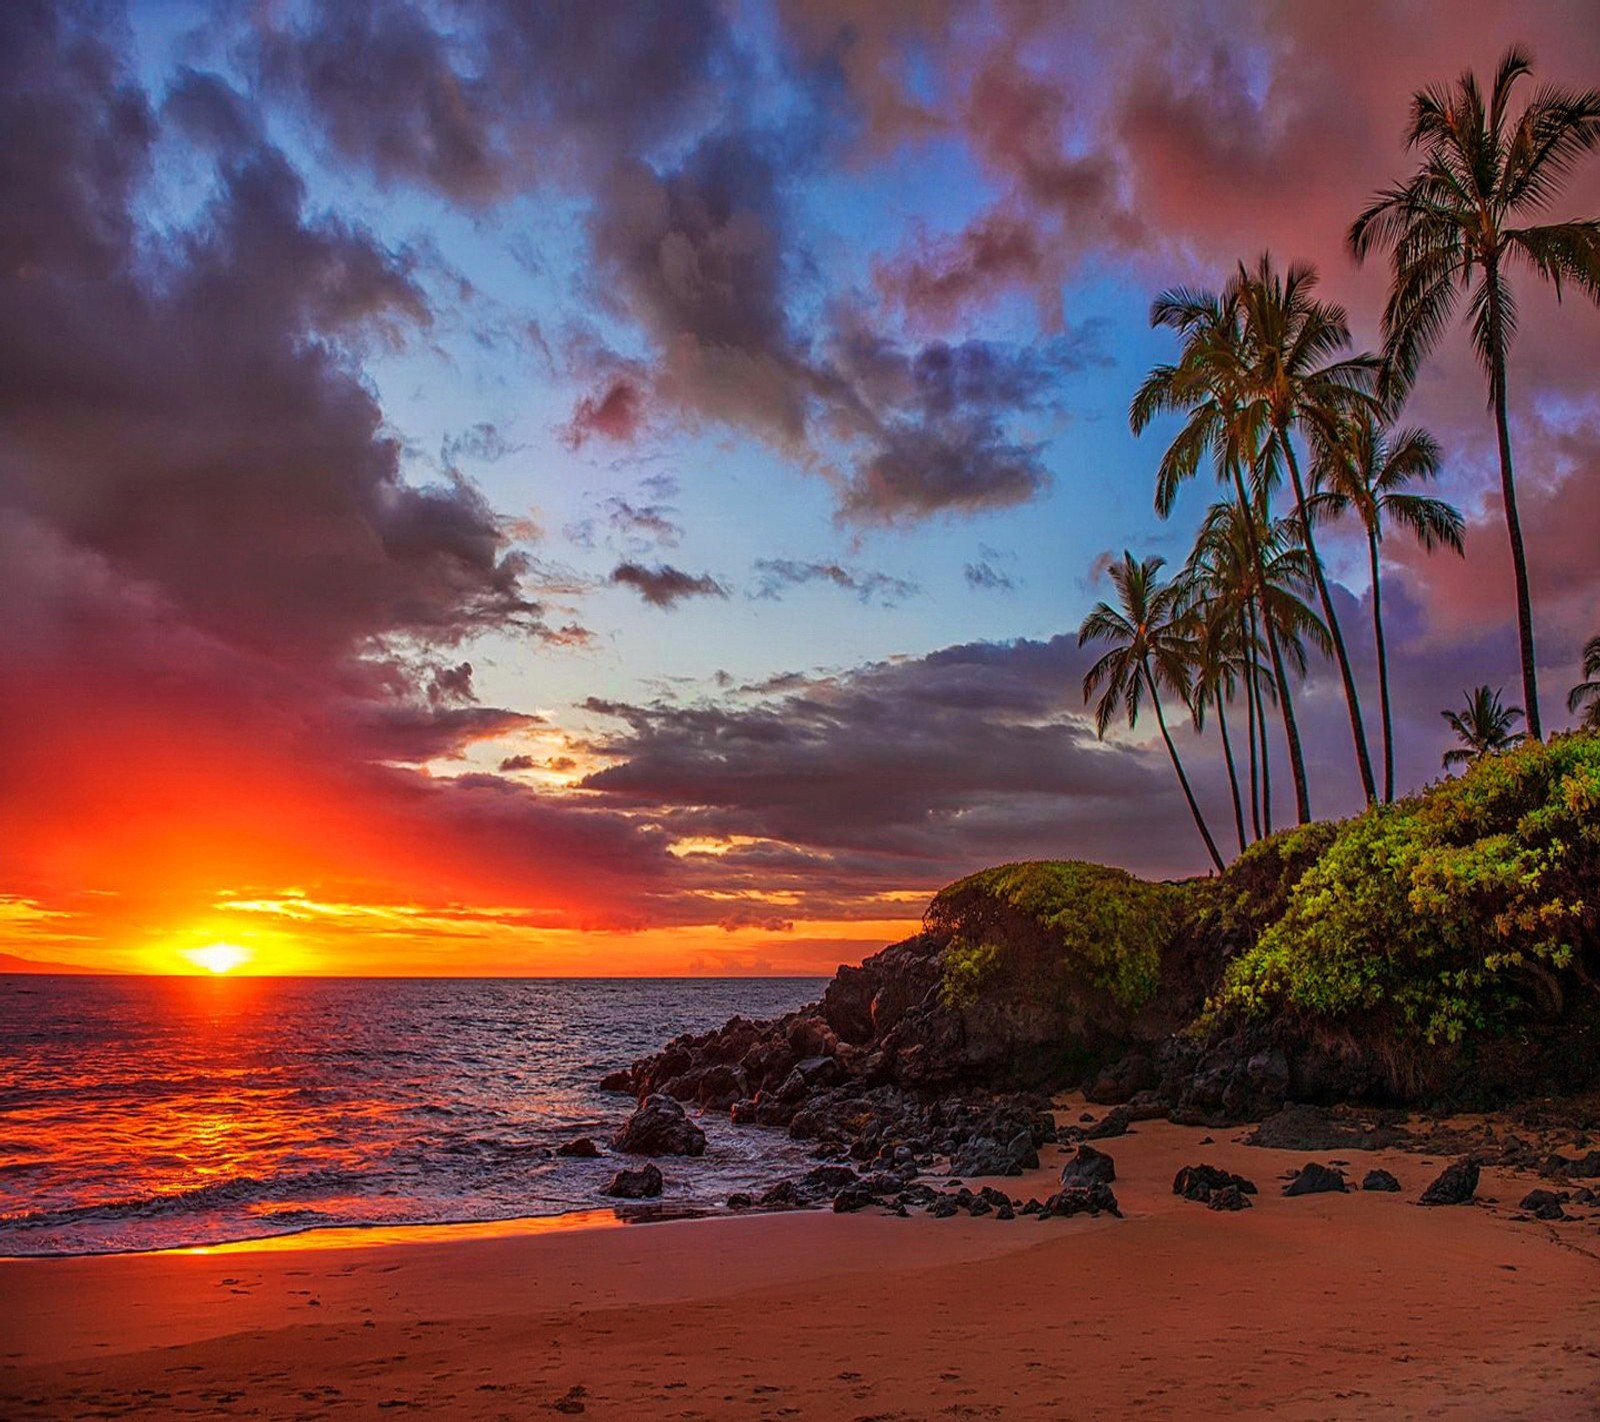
[[1216, 733, 1600, 1044], [927, 861, 1182, 1013]]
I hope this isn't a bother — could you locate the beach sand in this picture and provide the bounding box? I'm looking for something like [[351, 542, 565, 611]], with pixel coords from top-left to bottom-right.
[[4, 1110, 1598, 1419]]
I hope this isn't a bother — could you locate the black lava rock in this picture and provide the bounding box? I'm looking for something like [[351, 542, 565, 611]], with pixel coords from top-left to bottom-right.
[[603, 1163, 663, 1199], [1173, 1164, 1258, 1202], [1059, 1144, 1117, 1188], [1419, 1159, 1479, 1206], [1283, 1163, 1348, 1197], [611, 1094, 707, 1157], [1360, 1169, 1402, 1192]]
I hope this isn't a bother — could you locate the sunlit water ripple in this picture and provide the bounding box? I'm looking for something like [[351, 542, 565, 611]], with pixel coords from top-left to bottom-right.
[[0, 975, 824, 1256]]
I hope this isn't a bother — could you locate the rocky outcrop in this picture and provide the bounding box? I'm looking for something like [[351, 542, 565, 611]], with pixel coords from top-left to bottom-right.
[[612, 1094, 706, 1157], [555, 1137, 601, 1158]]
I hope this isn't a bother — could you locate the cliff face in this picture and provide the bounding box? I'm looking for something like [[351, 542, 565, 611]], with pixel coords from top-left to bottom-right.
[[612, 733, 1600, 1123]]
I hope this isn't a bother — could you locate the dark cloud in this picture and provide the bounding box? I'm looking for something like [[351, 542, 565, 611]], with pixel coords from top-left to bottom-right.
[[610, 562, 728, 609], [838, 419, 1049, 525], [497, 754, 536, 772], [254, 0, 736, 205], [579, 635, 1206, 891], [751, 559, 919, 607]]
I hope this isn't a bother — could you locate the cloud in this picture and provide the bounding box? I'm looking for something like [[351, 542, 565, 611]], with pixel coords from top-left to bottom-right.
[[254, 0, 737, 205], [579, 634, 1209, 893], [964, 557, 1017, 592], [751, 559, 919, 607], [562, 374, 648, 447], [610, 561, 728, 609]]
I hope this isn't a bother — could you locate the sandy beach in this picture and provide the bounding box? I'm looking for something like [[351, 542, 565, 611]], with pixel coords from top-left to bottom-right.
[[5, 1110, 1597, 1420]]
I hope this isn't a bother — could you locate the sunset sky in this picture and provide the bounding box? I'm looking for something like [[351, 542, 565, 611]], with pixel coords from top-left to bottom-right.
[[5, 0, 1599, 976]]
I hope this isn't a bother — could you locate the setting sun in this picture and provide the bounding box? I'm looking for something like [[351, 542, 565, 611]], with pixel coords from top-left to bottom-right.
[[185, 942, 251, 975]]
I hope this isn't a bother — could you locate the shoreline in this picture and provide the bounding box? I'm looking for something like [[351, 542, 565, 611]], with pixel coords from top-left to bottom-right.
[[6, 1103, 1598, 1419]]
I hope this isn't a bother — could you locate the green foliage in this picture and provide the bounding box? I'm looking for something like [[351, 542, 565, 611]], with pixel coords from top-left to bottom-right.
[[1212, 820, 1341, 937], [927, 861, 1182, 1012], [1217, 734, 1600, 1043]]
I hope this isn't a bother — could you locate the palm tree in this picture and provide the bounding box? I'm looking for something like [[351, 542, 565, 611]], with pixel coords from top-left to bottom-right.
[[1568, 633, 1600, 729], [1230, 253, 1381, 805], [1080, 552, 1226, 871], [1131, 286, 1315, 824], [1310, 414, 1465, 801], [1442, 685, 1524, 769], [1183, 594, 1251, 854], [1186, 501, 1330, 837], [1350, 46, 1600, 742]]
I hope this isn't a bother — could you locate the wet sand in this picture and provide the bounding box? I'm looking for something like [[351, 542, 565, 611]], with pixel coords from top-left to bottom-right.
[[4, 1114, 1598, 1419]]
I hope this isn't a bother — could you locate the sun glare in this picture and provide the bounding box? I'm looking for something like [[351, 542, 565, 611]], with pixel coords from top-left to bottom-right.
[[185, 942, 251, 974]]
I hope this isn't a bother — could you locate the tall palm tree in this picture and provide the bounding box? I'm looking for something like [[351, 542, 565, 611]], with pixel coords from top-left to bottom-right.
[[1568, 633, 1600, 730], [1186, 500, 1330, 838], [1080, 552, 1226, 872], [1183, 594, 1251, 854], [1310, 414, 1465, 801], [1442, 685, 1524, 769], [1130, 286, 1315, 824], [1230, 253, 1381, 804], [1350, 46, 1600, 742]]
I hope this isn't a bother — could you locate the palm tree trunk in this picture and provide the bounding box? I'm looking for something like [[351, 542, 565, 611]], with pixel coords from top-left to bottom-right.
[[1143, 663, 1226, 872], [1230, 465, 1311, 823], [1216, 690, 1247, 854], [1486, 266, 1542, 740], [1281, 432, 1377, 803], [1241, 605, 1262, 842], [1368, 528, 1394, 803], [1248, 596, 1273, 835]]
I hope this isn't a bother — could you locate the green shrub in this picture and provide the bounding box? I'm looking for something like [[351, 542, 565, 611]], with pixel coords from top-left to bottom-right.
[[927, 861, 1182, 1011], [1217, 733, 1600, 1043]]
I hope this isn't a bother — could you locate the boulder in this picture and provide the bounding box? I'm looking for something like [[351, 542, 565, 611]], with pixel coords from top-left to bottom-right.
[[1283, 1163, 1347, 1197], [1083, 1106, 1131, 1141], [603, 1163, 663, 1199], [555, 1137, 602, 1158], [832, 1186, 876, 1213], [1360, 1169, 1402, 1192], [1518, 1188, 1568, 1220], [1419, 1160, 1479, 1206], [1059, 1144, 1116, 1188], [1173, 1164, 1257, 1202], [1042, 1182, 1121, 1218], [1085, 1053, 1156, 1104], [611, 1094, 707, 1157], [1207, 1185, 1252, 1211]]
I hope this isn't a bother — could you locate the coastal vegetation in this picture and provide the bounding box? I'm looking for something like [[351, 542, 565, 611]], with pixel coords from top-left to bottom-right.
[[1098, 47, 1600, 862], [918, 730, 1600, 1101], [929, 860, 1181, 1013]]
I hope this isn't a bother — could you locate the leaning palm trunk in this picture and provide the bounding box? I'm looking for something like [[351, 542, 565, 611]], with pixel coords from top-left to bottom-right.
[[1241, 604, 1264, 840], [1487, 273, 1542, 740], [1215, 690, 1248, 854], [1229, 465, 1310, 823], [1281, 434, 1377, 802], [1367, 529, 1395, 803], [1142, 664, 1225, 872]]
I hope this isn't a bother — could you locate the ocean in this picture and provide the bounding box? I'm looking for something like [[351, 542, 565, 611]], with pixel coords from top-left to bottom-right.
[[0, 975, 826, 1256]]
